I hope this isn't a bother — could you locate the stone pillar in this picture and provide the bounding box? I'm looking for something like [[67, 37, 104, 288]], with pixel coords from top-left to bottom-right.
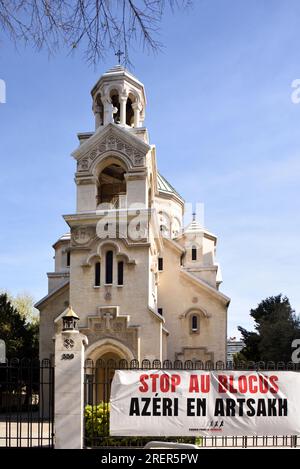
[[132, 102, 142, 128], [54, 329, 88, 449], [93, 104, 102, 129], [102, 95, 114, 125], [119, 95, 127, 126], [92, 95, 102, 130]]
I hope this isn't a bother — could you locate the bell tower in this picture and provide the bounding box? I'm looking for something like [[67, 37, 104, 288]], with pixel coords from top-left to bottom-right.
[[91, 65, 146, 130], [71, 65, 152, 214]]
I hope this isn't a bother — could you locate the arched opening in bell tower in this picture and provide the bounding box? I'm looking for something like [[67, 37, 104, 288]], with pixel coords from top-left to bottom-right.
[[109, 89, 120, 124], [94, 93, 104, 127], [97, 164, 127, 208], [126, 94, 135, 126]]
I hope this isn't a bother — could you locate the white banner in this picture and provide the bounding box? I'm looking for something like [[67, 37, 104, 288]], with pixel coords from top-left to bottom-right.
[[110, 370, 300, 436]]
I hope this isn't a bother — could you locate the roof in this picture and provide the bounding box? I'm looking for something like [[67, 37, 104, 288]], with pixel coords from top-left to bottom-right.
[[157, 173, 184, 201], [183, 218, 217, 241], [184, 219, 203, 233], [102, 64, 142, 85], [91, 64, 146, 101], [34, 280, 69, 309], [63, 305, 79, 319], [52, 233, 70, 249]]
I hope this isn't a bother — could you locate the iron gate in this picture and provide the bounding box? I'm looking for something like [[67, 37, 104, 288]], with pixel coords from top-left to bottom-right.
[[0, 358, 54, 448], [83, 359, 300, 448]]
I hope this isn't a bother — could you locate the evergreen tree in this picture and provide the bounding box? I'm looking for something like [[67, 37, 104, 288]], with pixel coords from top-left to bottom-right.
[[237, 294, 300, 363], [0, 293, 38, 360]]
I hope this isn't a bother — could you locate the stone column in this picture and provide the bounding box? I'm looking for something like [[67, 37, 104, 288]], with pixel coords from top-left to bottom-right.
[[132, 102, 142, 128], [102, 95, 113, 125], [119, 93, 127, 125], [93, 104, 102, 129], [54, 329, 88, 449]]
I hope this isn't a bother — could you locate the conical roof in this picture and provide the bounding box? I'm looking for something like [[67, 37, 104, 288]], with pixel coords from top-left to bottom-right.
[[184, 219, 203, 233], [63, 306, 79, 319]]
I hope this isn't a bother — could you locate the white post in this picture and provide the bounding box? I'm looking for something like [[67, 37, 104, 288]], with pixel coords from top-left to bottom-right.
[[93, 103, 102, 129], [132, 102, 141, 128], [102, 95, 114, 125], [54, 329, 88, 449], [119, 95, 127, 126]]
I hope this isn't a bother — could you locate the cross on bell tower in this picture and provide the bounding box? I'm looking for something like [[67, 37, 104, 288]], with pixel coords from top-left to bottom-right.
[[115, 49, 124, 64]]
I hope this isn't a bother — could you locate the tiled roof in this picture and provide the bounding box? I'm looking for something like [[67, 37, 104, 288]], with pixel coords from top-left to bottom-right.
[[157, 173, 184, 201]]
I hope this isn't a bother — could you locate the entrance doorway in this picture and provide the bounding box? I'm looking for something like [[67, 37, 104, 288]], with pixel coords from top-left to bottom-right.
[[85, 352, 121, 404]]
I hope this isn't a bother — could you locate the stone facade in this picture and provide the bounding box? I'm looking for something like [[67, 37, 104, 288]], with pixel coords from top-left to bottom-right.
[[36, 65, 230, 365]]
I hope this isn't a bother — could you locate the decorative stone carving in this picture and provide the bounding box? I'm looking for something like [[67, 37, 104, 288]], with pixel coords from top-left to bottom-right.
[[77, 131, 145, 171], [93, 319, 124, 333], [72, 226, 95, 246], [89, 149, 98, 161], [78, 159, 89, 171], [83, 307, 139, 356], [94, 322, 105, 332], [63, 338, 75, 349], [134, 155, 144, 165]]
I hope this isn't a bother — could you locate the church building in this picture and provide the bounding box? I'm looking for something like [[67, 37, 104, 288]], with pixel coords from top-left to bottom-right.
[[36, 65, 230, 365]]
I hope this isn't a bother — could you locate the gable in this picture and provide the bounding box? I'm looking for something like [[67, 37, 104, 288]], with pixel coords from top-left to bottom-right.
[[72, 123, 150, 174], [180, 270, 230, 307], [35, 281, 69, 310]]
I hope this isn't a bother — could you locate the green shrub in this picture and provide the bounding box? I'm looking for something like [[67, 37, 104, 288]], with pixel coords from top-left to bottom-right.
[[85, 402, 110, 440], [84, 402, 202, 447]]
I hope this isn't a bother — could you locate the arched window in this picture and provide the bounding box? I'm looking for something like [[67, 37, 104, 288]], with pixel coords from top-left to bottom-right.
[[191, 314, 200, 333], [118, 261, 124, 286], [105, 251, 113, 284], [95, 262, 101, 287], [192, 246, 197, 261], [97, 164, 126, 208]]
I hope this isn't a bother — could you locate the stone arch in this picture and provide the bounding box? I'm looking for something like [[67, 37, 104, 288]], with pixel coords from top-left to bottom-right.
[[93, 155, 129, 208], [126, 90, 139, 126], [105, 83, 123, 97], [84, 240, 135, 267], [85, 338, 134, 362], [86, 253, 101, 265], [127, 88, 139, 103], [85, 339, 134, 403], [91, 152, 132, 177], [97, 240, 120, 256], [183, 307, 210, 319]]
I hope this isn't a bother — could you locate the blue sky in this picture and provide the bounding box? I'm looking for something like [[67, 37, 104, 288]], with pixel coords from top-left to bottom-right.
[[0, 0, 300, 336]]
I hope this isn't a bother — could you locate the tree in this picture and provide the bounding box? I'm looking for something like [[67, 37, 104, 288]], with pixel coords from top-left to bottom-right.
[[0, 0, 191, 65], [9, 292, 39, 325], [0, 293, 38, 359], [237, 294, 300, 363]]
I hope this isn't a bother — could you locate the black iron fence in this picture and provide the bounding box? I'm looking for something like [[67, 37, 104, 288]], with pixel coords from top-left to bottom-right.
[[83, 359, 300, 448], [0, 358, 54, 448]]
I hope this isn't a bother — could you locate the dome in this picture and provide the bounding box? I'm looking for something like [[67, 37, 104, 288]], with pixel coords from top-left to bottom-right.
[[157, 173, 184, 201]]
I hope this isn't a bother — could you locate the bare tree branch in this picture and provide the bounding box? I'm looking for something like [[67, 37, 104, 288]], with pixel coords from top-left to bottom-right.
[[0, 0, 192, 65]]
